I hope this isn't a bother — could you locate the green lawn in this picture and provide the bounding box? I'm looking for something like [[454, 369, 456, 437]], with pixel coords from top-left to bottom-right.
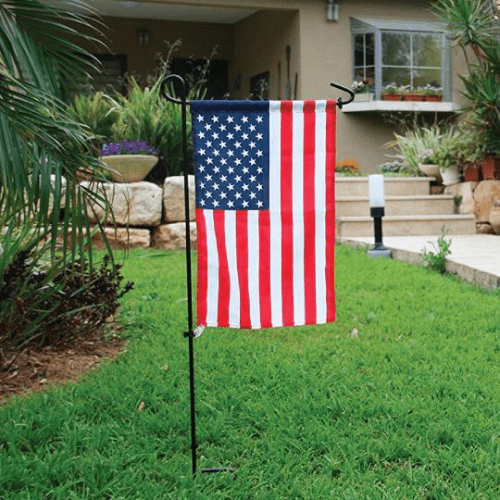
[[1, 245, 500, 499]]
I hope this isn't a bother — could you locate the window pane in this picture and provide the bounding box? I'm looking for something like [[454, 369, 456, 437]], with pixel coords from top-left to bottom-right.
[[365, 33, 375, 66], [382, 33, 411, 66], [414, 33, 441, 67], [382, 67, 411, 88], [354, 34, 365, 67], [413, 69, 442, 89]]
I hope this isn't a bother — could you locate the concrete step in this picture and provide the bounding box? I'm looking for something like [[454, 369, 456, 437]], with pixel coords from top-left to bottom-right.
[[336, 214, 476, 237], [335, 176, 433, 197], [336, 195, 455, 217]]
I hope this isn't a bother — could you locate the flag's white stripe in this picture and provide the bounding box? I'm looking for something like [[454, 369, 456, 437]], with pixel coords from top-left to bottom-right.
[[204, 210, 219, 326], [225, 211, 240, 328], [247, 210, 261, 329], [269, 101, 283, 328], [314, 101, 328, 324], [292, 101, 305, 326]]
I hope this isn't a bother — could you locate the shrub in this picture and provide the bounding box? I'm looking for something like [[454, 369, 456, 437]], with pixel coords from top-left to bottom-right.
[[335, 159, 364, 176]]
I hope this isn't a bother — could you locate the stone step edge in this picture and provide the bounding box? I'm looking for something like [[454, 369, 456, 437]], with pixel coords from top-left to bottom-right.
[[337, 214, 475, 222], [336, 194, 454, 202]]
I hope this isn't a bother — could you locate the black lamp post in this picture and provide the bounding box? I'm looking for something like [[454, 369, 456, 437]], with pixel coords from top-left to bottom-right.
[[368, 174, 391, 258]]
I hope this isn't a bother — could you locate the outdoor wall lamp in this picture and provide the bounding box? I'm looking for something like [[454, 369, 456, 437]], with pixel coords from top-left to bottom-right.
[[326, 0, 339, 22], [136, 28, 150, 46], [368, 174, 391, 258]]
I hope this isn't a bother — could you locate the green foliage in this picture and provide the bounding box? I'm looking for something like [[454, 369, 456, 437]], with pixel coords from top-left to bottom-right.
[[1, 247, 500, 498], [0, 0, 119, 350], [434, 0, 500, 155], [421, 227, 452, 273]]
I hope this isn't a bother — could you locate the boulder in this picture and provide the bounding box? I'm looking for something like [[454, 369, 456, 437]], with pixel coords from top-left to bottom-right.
[[444, 181, 477, 214], [473, 180, 500, 222], [163, 175, 195, 223], [93, 227, 151, 250], [151, 222, 197, 250], [83, 181, 162, 227]]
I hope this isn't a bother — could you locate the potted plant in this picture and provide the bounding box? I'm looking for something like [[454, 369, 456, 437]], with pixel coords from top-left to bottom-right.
[[419, 84, 443, 102], [381, 83, 403, 101], [100, 140, 159, 183], [351, 80, 374, 102], [417, 148, 441, 180], [403, 87, 425, 102], [433, 129, 461, 186]]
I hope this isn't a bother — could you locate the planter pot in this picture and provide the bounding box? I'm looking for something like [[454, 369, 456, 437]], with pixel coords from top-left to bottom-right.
[[425, 95, 443, 102], [355, 92, 374, 102], [403, 94, 424, 101], [382, 93, 402, 101], [463, 162, 482, 182], [489, 206, 500, 235], [418, 163, 441, 181], [481, 155, 500, 180], [439, 165, 460, 186], [100, 155, 159, 183]]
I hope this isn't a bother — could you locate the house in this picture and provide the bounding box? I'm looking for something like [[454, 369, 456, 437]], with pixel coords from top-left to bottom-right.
[[72, 0, 467, 172]]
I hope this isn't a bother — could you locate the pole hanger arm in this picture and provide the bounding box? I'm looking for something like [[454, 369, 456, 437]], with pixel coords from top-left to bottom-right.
[[329, 82, 355, 110]]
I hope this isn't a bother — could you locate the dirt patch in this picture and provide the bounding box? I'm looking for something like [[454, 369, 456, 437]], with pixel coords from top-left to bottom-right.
[[0, 325, 126, 405]]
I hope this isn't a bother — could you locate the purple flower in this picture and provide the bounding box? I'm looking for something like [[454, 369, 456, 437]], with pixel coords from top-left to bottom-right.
[[101, 140, 159, 156]]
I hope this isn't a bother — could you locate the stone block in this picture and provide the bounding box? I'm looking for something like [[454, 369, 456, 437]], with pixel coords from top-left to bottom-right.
[[444, 181, 477, 214], [92, 227, 151, 250], [163, 175, 195, 223], [83, 181, 162, 227], [151, 222, 197, 250], [473, 180, 500, 221]]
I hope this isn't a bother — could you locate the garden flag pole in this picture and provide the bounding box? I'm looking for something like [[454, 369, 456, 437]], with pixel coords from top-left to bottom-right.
[[161, 75, 353, 476]]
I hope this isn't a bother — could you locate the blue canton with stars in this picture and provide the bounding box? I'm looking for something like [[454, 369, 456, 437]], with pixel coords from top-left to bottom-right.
[[191, 101, 270, 211]]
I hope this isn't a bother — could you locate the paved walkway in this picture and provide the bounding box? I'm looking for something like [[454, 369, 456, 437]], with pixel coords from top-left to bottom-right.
[[338, 234, 500, 289]]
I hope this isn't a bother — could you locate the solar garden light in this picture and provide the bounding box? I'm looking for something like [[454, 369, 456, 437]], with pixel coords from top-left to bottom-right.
[[368, 174, 391, 259]]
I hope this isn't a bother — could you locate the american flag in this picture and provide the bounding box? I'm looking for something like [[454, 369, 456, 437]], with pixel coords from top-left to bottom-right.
[[192, 100, 336, 329]]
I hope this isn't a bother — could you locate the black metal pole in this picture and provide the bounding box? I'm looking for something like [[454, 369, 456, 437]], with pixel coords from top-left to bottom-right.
[[371, 207, 384, 249]]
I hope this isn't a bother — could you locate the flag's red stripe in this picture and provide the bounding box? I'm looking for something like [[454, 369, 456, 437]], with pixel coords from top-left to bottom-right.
[[213, 210, 230, 327], [196, 208, 208, 326], [303, 100, 317, 325], [236, 211, 251, 329], [280, 101, 294, 327], [259, 210, 272, 328], [325, 100, 336, 322]]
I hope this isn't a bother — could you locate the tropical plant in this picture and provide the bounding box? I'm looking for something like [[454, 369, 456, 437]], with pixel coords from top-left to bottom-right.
[[433, 0, 500, 155], [0, 0, 122, 348]]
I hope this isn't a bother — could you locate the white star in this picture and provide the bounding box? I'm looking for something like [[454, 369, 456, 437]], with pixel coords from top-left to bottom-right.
[[242, 166, 249, 174], [220, 192, 227, 199], [197, 131, 205, 139], [227, 150, 234, 157], [256, 150, 263, 157], [204, 123, 211, 130], [227, 183, 234, 191], [228, 200, 234, 208], [212, 132, 219, 140], [227, 133, 234, 140], [249, 158, 256, 166], [205, 174, 212, 181], [227, 116, 234, 123], [250, 175, 256, 182], [198, 148, 206, 156], [249, 141, 256, 149], [257, 167, 263, 174], [235, 158, 242, 166], [220, 141, 227, 149], [219, 124, 226, 132], [197, 115, 204, 122], [242, 133, 249, 140], [257, 133, 263, 140], [221, 175, 227, 182], [206, 191, 212, 198], [212, 115, 219, 122], [235, 192, 242, 199], [257, 200, 263, 208], [257, 183, 263, 190], [213, 183, 219, 191], [221, 158, 227, 165], [213, 166, 220, 173], [234, 141, 242, 149], [206, 140, 212, 148], [242, 150, 249, 157], [200, 199, 206, 206], [198, 165, 205, 172], [200, 181, 205, 189], [242, 116, 249, 123], [235, 175, 242, 182], [213, 200, 219, 207], [250, 192, 256, 199], [206, 158, 213, 164], [249, 124, 256, 132], [256, 116, 263, 123], [235, 124, 242, 132], [242, 200, 249, 208], [242, 184, 249, 191], [213, 150, 220, 157], [228, 167, 234, 174]]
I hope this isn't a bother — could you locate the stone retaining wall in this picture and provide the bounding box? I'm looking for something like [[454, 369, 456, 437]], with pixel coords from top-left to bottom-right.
[[82, 176, 197, 250]]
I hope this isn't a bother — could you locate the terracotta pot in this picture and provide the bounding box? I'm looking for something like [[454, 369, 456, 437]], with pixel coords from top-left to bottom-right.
[[382, 93, 402, 101], [481, 155, 500, 180], [489, 206, 500, 235], [404, 94, 424, 101], [463, 162, 482, 182], [100, 155, 158, 183], [425, 95, 443, 102]]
